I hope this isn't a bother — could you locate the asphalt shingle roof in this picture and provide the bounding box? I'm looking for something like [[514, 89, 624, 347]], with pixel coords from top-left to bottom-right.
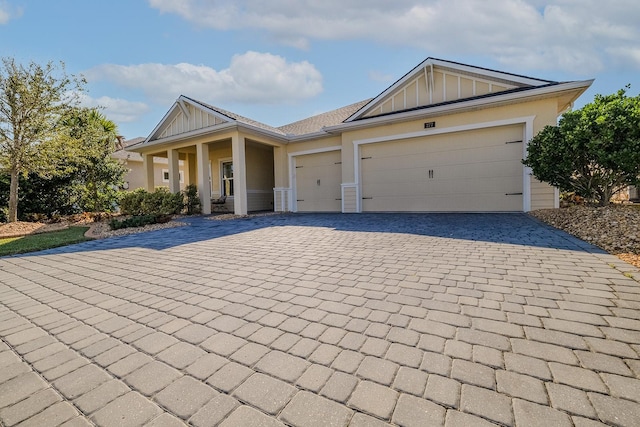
[[182, 96, 287, 136], [277, 99, 372, 136]]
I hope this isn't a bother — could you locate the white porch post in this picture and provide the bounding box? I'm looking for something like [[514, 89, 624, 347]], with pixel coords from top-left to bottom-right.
[[187, 153, 197, 186], [197, 143, 211, 214], [168, 149, 180, 194], [142, 154, 155, 191], [232, 135, 248, 215]]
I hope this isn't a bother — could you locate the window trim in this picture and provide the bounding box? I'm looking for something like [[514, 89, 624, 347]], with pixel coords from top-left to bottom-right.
[[219, 158, 234, 197], [161, 169, 184, 183]]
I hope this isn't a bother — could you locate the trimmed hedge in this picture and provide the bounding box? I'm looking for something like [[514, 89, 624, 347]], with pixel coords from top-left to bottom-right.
[[119, 187, 183, 216]]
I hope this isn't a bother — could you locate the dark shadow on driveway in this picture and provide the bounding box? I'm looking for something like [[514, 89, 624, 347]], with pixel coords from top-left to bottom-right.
[[4, 213, 604, 258]]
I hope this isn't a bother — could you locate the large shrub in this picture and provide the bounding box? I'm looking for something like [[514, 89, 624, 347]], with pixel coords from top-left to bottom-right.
[[523, 87, 640, 206], [141, 187, 184, 215], [118, 188, 147, 215], [119, 187, 183, 216], [183, 184, 201, 215]]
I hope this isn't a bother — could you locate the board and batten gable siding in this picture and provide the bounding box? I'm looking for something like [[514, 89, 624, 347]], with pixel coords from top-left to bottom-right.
[[363, 66, 519, 119], [159, 103, 227, 140]]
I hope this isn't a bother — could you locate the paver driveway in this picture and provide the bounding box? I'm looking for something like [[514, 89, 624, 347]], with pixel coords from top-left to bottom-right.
[[1, 213, 640, 427]]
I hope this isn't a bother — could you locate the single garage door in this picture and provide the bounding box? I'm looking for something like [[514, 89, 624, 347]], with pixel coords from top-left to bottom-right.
[[295, 150, 342, 212], [360, 124, 524, 212]]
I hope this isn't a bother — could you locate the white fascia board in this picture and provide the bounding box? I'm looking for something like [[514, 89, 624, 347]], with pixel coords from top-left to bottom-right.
[[345, 58, 433, 122], [145, 101, 181, 143], [326, 80, 593, 134], [179, 95, 235, 124]]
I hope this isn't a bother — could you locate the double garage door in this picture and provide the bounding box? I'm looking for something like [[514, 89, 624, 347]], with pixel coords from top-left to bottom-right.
[[295, 124, 524, 212]]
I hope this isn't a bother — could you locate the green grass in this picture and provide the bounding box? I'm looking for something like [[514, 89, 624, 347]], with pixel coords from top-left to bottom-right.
[[0, 226, 91, 256]]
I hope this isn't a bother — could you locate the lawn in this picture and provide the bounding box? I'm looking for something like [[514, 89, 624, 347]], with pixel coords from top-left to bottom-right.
[[0, 226, 91, 256]]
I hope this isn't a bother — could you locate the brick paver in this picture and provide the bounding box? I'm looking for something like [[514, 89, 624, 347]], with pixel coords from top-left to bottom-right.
[[1, 213, 640, 426]]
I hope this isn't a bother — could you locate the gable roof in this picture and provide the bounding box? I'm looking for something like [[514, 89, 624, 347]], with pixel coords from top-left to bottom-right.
[[346, 57, 560, 122]]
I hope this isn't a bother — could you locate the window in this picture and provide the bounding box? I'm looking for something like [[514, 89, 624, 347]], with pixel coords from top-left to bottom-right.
[[162, 169, 184, 183], [221, 161, 234, 196]]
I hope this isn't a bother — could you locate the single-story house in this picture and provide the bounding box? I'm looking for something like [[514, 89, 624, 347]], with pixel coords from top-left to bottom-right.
[[113, 137, 187, 192], [127, 57, 592, 215]]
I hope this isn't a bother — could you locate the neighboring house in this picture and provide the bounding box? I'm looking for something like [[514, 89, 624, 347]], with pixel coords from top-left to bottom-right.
[[128, 57, 592, 215], [113, 137, 187, 192]]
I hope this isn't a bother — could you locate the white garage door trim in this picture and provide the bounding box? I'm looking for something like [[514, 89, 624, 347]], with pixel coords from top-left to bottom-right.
[[288, 146, 341, 212], [351, 116, 536, 213]]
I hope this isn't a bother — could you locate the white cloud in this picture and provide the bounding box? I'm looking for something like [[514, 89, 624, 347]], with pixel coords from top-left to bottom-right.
[[85, 51, 323, 105], [0, 1, 21, 24], [368, 71, 395, 84], [147, 0, 640, 73], [78, 94, 150, 123]]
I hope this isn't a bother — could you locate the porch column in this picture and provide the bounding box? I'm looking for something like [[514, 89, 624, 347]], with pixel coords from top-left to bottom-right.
[[187, 153, 197, 186], [196, 142, 211, 214], [168, 149, 180, 193], [232, 135, 248, 215], [142, 154, 155, 191]]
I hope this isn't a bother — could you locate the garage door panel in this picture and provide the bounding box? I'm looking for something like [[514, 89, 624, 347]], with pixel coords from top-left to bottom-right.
[[295, 150, 342, 212], [361, 124, 524, 212], [363, 192, 522, 212]]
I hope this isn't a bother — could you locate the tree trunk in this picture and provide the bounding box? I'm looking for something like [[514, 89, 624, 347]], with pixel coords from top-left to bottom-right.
[[8, 168, 19, 222]]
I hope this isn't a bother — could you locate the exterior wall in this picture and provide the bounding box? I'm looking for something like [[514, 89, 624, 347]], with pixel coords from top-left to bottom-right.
[[121, 159, 186, 191], [530, 178, 556, 210], [246, 142, 275, 211]]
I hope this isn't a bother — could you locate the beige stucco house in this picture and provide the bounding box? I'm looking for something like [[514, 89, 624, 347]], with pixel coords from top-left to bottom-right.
[[128, 58, 592, 215]]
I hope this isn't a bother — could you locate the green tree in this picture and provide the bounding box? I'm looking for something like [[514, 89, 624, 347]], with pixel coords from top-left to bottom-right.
[[523, 87, 640, 206], [59, 108, 126, 212], [0, 58, 84, 222]]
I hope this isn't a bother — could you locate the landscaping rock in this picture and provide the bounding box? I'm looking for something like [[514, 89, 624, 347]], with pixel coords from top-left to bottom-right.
[[530, 205, 640, 267]]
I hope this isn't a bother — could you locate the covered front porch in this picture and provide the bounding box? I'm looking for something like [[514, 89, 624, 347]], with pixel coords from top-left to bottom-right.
[[129, 96, 289, 215], [139, 133, 285, 215]]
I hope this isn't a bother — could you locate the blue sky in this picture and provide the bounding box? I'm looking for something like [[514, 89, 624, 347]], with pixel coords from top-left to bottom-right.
[[1, 0, 639, 140]]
